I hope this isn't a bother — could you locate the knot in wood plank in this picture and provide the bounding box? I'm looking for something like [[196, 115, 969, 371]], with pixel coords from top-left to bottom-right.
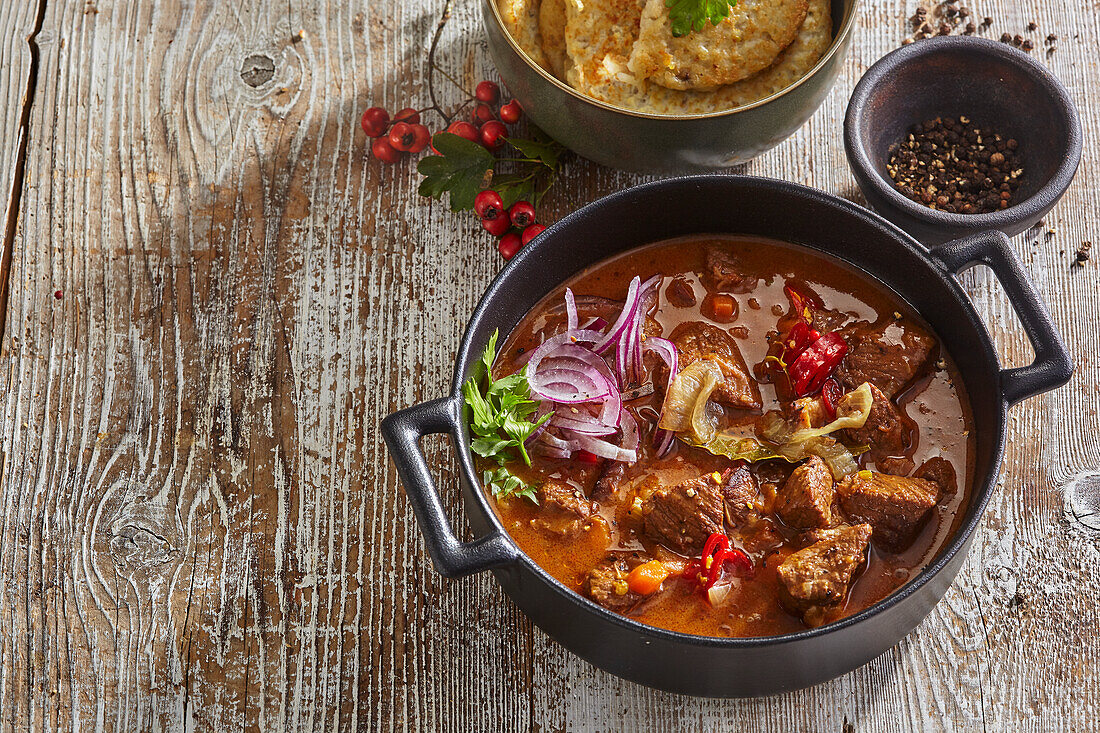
[[240, 54, 275, 87], [1065, 470, 1100, 534]]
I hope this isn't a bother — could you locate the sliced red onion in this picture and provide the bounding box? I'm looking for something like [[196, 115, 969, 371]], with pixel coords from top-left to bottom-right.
[[521, 279, 665, 465], [551, 406, 618, 436], [611, 275, 661, 388], [644, 337, 678, 390], [533, 441, 572, 459], [594, 276, 640, 356], [568, 434, 638, 463], [538, 429, 634, 462], [531, 369, 612, 404], [527, 337, 616, 403], [524, 401, 553, 446], [598, 388, 621, 428], [565, 288, 579, 332], [538, 432, 572, 451], [643, 337, 679, 457], [619, 408, 639, 452], [653, 428, 676, 457], [527, 331, 606, 375]]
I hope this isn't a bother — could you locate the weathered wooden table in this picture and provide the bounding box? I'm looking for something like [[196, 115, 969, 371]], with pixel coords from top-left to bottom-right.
[[0, 0, 1095, 729]]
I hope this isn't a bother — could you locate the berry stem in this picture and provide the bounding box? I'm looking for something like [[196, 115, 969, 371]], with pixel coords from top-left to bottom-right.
[[426, 0, 477, 125]]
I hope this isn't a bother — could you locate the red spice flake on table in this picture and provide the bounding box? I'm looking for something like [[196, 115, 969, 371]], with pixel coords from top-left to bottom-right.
[[886, 116, 1023, 214]]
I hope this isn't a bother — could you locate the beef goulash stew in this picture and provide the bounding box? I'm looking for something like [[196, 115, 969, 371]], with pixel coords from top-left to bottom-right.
[[464, 236, 973, 637]]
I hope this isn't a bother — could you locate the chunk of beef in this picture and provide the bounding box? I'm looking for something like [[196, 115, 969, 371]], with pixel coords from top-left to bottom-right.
[[914, 456, 958, 496], [668, 321, 762, 410], [836, 471, 941, 551], [642, 471, 726, 555], [585, 553, 650, 612], [592, 461, 627, 502], [877, 456, 916, 476], [665, 276, 697, 308], [774, 455, 835, 529], [721, 465, 759, 527], [735, 516, 784, 557], [777, 523, 872, 626], [811, 308, 851, 333], [834, 317, 937, 399], [702, 246, 758, 293], [843, 383, 916, 473], [532, 480, 597, 537], [556, 459, 605, 496]]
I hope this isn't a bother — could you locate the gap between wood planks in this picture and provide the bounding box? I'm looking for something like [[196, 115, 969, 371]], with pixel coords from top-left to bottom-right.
[[0, 0, 48, 344]]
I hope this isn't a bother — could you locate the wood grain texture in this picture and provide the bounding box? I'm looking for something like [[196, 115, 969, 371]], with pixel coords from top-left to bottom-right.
[[0, 0, 42, 330], [0, 0, 1096, 730]]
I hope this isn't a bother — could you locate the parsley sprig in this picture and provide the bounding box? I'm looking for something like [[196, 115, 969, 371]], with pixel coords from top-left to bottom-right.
[[463, 330, 549, 503], [665, 0, 737, 37]]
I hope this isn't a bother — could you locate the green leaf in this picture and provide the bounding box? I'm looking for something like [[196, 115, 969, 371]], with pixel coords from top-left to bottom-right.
[[490, 172, 539, 211], [462, 380, 496, 435], [480, 330, 499, 377], [463, 329, 549, 471], [664, 0, 736, 37], [506, 136, 561, 169], [484, 467, 539, 504], [416, 133, 495, 211], [471, 435, 515, 460]]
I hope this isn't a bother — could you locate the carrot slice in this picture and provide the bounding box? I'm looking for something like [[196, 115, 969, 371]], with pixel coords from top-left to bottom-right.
[[711, 294, 735, 320], [626, 560, 671, 596]]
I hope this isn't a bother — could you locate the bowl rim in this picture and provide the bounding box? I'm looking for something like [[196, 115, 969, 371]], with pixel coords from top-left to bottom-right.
[[483, 0, 860, 120], [451, 174, 1008, 649], [844, 34, 1083, 229]]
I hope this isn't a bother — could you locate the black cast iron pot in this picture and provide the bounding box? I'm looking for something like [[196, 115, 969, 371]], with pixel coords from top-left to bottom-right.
[[381, 176, 1071, 697]]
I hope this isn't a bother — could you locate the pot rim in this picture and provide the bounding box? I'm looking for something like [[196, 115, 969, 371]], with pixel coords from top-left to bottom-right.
[[451, 174, 1007, 648], [482, 0, 861, 121], [844, 35, 1083, 230]]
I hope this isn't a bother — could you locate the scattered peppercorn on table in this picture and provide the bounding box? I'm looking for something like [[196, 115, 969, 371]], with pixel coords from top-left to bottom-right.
[[0, 0, 1096, 730]]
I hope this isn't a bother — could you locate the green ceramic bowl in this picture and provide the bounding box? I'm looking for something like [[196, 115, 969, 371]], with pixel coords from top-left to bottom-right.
[[481, 0, 858, 174]]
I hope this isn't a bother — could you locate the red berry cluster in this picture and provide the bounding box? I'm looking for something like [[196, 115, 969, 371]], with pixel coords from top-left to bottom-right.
[[362, 107, 431, 163], [362, 80, 526, 164], [362, 78, 545, 259], [475, 191, 546, 260]]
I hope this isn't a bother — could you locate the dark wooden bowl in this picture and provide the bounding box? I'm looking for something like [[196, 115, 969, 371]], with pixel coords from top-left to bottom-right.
[[844, 36, 1082, 245]]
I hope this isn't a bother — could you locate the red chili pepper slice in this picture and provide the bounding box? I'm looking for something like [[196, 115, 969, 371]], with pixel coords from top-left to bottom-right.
[[683, 533, 755, 598], [821, 377, 842, 420], [783, 283, 822, 326], [701, 532, 729, 559], [789, 332, 848, 397], [784, 321, 816, 362]]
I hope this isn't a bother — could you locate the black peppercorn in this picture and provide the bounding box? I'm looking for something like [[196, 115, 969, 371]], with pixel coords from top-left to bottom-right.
[[887, 117, 1025, 215]]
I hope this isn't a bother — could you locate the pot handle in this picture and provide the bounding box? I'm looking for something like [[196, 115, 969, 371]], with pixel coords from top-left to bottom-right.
[[927, 230, 1073, 406], [381, 395, 520, 578]]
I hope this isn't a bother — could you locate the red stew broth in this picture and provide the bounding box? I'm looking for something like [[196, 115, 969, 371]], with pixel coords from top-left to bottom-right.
[[483, 236, 974, 638]]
